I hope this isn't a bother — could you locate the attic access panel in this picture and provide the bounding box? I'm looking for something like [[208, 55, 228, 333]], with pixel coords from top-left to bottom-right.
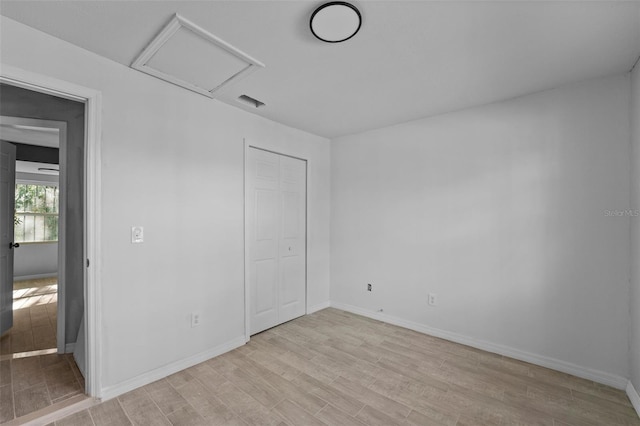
[[131, 14, 265, 98]]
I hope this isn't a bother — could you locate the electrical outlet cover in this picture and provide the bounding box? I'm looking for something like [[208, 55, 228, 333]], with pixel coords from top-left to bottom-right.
[[428, 293, 437, 306], [191, 312, 200, 327]]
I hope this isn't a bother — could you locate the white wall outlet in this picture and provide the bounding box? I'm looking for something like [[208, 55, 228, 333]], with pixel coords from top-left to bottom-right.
[[428, 293, 438, 306], [131, 226, 144, 243], [191, 312, 201, 328]]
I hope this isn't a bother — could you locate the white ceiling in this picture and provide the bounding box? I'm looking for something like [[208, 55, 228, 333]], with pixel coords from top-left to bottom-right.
[[1, 1, 639, 138], [0, 124, 60, 148]]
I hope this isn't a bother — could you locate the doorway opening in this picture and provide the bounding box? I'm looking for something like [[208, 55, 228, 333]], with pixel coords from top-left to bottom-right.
[[1, 117, 67, 355], [0, 112, 87, 422], [0, 69, 101, 422], [11, 173, 60, 355]]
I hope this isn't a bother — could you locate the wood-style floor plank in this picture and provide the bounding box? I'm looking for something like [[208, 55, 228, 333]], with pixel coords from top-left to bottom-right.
[[44, 308, 640, 426]]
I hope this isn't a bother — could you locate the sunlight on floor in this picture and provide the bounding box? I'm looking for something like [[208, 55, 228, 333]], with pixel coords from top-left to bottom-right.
[[13, 284, 57, 310], [2, 278, 58, 356], [12, 277, 58, 310]]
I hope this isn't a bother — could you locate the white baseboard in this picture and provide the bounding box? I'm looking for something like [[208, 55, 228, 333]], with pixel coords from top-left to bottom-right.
[[99, 336, 246, 401], [307, 300, 330, 314], [330, 302, 628, 390], [14, 273, 57, 282], [65, 342, 76, 353], [627, 381, 640, 417]]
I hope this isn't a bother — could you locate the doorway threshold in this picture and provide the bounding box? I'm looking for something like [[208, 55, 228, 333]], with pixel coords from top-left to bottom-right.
[[0, 348, 57, 362], [2, 394, 98, 426]]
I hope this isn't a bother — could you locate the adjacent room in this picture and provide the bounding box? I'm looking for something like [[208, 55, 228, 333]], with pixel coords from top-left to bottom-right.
[[0, 1, 639, 425], [0, 96, 88, 422]]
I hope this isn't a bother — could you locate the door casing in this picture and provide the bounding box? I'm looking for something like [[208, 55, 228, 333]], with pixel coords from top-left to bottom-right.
[[0, 64, 103, 398]]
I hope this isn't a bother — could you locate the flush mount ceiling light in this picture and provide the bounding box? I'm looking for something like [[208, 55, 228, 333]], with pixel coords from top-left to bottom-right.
[[310, 2, 362, 43]]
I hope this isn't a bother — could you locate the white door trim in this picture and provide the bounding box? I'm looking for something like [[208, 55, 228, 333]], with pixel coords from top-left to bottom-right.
[[0, 64, 103, 398], [0, 116, 68, 354], [243, 139, 308, 342]]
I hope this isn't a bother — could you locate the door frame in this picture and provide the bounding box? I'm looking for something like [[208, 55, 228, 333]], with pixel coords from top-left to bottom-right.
[[243, 139, 308, 342], [0, 64, 103, 398], [0, 115, 68, 354]]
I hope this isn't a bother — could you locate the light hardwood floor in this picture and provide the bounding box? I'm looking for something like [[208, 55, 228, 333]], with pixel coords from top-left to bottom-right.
[[1, 278, 58, 355], [50, 308, 637, 426], [0, 353, 86, 423]]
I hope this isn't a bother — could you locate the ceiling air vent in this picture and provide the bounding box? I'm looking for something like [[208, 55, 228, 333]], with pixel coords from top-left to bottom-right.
[[237, 95, 266, 108], [131, 14, 265, 99]]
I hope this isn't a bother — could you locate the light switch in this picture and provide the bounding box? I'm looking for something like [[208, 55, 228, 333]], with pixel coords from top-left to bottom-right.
[[131, 226, 144, 243]]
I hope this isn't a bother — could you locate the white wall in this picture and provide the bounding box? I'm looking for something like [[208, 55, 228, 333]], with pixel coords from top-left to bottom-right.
[[0, 17, 331, 394], [630, 61, 640, 392], [331, 75, 631, 384], [13, 242, 57, 280]]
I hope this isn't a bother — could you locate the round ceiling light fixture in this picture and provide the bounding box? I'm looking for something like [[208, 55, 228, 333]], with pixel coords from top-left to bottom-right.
[[310, 2, 362, 43]]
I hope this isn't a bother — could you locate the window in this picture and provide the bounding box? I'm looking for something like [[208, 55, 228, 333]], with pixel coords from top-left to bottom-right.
[[14, 183, 59, 243]]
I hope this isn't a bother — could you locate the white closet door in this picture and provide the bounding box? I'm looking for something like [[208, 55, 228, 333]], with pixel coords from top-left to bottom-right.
[[247, 148, 306, 335], [278, 154, 306, 324], [248, 149, 280, 334]]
